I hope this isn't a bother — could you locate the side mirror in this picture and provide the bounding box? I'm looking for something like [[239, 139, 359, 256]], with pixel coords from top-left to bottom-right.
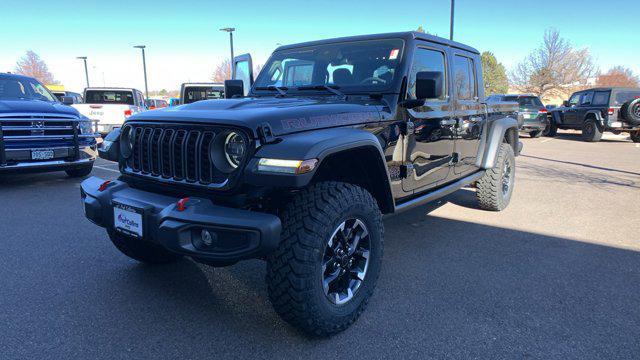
[[224, 80, 244, 99], [415, 71, 444, 100], [562, 100, 570, 107], [98, 128, 121, 162], [61, 96, 75, 105], [233, 53, 254, 96]]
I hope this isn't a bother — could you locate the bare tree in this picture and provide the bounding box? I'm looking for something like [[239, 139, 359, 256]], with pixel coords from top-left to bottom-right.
[[596, 66, 640, 87], [510, 29, 596, 101], [15, 51, 57, 84], [211, 59, 231, 83]]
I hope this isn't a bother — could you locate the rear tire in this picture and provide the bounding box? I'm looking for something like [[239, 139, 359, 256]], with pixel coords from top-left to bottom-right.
[[582, 118, 603, 142], [476, 143, 515, 211], [65, 164, 93, 178], [266, 182, 384, 336], [108, 230, 182, 264], [631, 131, 640, 143], [529, 130, 542, 138]]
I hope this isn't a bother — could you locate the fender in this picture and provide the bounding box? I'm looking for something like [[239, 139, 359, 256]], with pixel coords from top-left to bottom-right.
[[476, 117, 519, 169], [243, 127, 394, 207], [584, 110, 604, 126]]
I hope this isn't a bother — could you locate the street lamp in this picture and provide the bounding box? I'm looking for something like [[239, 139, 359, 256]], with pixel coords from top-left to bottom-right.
[[76, 56, 89, 88], [220, 27, 236, 79], [133, 45, 149, 99], [450, 0, 455, 41]]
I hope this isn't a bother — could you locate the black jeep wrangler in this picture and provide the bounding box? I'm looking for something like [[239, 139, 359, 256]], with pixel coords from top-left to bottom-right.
[[82, 32, 521, 336], [546, 87, 640, 142]]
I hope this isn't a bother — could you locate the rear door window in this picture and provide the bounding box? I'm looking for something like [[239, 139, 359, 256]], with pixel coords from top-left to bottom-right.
[[453, 55, 476, 100]]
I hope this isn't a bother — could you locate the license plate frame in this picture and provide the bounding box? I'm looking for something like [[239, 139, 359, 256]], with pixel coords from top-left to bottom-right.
[[31, 149, 55, 160], [113, 201, 144, 238]]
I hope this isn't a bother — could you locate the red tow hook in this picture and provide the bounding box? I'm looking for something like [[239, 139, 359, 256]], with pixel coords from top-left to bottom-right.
[[176, 197, 190, 212], [98, 180, 112, 192]]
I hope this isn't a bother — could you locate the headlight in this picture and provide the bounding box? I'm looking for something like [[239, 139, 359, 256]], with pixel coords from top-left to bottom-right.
[[120, 126, 134, 158], [224, 132, 246, 168], [210, 131, 247, 173], [79, 120, 94, 135]]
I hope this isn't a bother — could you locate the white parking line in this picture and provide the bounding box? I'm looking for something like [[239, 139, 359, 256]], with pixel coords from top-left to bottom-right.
[[540, 138, 554, 143], [94, 165, 120, 173]]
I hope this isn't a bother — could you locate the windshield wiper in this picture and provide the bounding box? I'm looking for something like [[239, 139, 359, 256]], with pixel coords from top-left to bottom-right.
[[297, 85, 346, 99], [254, 85, 288, 96]]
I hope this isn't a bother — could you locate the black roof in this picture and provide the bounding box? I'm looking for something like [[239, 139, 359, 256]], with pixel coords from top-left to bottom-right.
[[276, 31, 479, 55], [576, 87, 640, 92]]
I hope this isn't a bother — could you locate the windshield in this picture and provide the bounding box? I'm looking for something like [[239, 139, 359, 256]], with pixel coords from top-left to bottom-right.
[[85, 90, 135, 105], [0, 75, 58, 102], [253, 39, 404, 94], [614, 91, 640, 106], [183, 86, 224, 104], [504, 96, 543, 107]]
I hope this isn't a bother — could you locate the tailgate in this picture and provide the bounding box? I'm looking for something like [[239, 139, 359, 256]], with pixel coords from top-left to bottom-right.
[[73, 104, 129, 125]]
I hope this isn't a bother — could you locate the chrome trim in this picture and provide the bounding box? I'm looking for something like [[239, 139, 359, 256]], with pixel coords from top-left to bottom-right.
[[0, 158, 94, 170]]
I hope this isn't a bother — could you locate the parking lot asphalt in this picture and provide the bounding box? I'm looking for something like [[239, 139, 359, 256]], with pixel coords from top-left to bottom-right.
[[1, 131, 639, 360]]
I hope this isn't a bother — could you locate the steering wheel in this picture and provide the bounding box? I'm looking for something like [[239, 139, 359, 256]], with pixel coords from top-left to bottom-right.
[[359, 76, 386, 85]]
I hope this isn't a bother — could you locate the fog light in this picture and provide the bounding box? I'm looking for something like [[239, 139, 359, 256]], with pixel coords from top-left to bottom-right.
[[201, 229, 216, 246]]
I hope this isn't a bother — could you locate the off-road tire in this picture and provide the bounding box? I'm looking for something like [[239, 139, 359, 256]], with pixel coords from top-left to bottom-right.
[[108, 229, 182, 264], [620, 98, 640, 125], [582, 118, 603, 142], [476, 143, 515, 211], [266, 181, 384, 337], [65, 164, 93, 178], [543, 117, 557, 137], [630, 131, 640, 143], [529, 130, 542, 138]]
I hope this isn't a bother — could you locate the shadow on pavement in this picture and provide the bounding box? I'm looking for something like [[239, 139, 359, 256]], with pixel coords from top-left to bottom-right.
[[521, 154, 640, 177], [11, 203, 633, 359]]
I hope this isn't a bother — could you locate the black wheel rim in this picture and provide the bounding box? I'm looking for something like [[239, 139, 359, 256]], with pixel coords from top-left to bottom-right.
[[502, 160, 512, 197], [322, 218, 371, 305], [584, 122, 594, 136]]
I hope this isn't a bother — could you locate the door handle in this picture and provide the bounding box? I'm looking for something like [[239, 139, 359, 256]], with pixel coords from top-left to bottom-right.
[[440, 119, 457, 126]]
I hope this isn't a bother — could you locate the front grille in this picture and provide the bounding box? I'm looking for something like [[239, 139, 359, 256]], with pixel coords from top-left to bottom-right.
[[124, 123, 245, 188], [0, 113, 80, 149]]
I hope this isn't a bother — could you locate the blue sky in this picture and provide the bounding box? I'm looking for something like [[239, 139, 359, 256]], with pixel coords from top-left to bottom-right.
[[1, 0, 638, 92]]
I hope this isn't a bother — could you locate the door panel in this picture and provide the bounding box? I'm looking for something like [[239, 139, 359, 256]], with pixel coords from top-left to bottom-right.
[[451, 54, 484, 176], [402, 45, 455, 193]]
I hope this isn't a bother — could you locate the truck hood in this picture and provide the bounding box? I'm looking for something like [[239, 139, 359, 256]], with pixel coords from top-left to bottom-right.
[[128, 97, 383, 137], [0, 99, 80, 117]]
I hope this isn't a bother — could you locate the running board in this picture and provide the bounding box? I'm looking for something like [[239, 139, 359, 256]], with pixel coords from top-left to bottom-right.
[[393, 171, 485, 214]]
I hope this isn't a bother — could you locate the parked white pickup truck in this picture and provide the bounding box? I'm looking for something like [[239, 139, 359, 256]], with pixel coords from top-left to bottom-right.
[[73, 88, 147, 136]]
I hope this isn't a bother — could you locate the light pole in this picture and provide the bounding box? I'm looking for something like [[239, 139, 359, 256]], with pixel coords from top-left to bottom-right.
[[450, 0, 455, 41], [133, 45, 149, 99], [77, 56, 89, 88], [220, 28, 236, 79]]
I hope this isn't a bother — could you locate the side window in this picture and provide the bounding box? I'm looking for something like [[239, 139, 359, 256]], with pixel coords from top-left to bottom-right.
[[592, 91, 609, 106], [408, 48, 446, 100], [453, 55, 475, 100], [581, 91, 594, 105], [569, 93, 581, 106]]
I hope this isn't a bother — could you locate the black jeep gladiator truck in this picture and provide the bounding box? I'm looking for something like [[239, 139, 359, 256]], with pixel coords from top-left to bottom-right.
[[546, 87, 640, 142], [81, 32, 521, 336]]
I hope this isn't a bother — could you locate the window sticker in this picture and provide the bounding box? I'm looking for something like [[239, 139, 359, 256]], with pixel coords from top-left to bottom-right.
[[389, 49, 399, 60]]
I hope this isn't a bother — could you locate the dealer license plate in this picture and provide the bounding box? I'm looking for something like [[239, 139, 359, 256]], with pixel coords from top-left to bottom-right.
[[31, 149, 55, 160], [113, 202, 144, 238]]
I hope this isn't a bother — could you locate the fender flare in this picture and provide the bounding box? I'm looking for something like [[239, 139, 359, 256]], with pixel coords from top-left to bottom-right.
[[243, 127, 394, 210], [476, 117, 519, 169], [584, 110, 604, 126]]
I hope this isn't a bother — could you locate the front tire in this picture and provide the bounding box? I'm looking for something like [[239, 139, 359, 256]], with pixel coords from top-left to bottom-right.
[[65, 164, 93, 178], [266, 182, 384, 336], [582, 119, 603, 142], [108, 230, 182, 264], [543, 118, 557, 137], [476, 143, 515, 211], [630, 131, 640, 143]]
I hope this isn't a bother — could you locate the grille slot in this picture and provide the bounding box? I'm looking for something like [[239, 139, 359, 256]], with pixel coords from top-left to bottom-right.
[[125, 124, 238, 188]]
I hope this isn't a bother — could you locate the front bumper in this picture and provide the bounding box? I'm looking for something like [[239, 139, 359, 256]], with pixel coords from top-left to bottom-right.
[[80, 177, 282, 263], [0, 145, 97, 173]]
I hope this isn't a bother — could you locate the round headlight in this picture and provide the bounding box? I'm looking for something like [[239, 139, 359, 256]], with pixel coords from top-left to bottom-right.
[[224, 132, 246, 168], [120, 126, 134, 158]]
